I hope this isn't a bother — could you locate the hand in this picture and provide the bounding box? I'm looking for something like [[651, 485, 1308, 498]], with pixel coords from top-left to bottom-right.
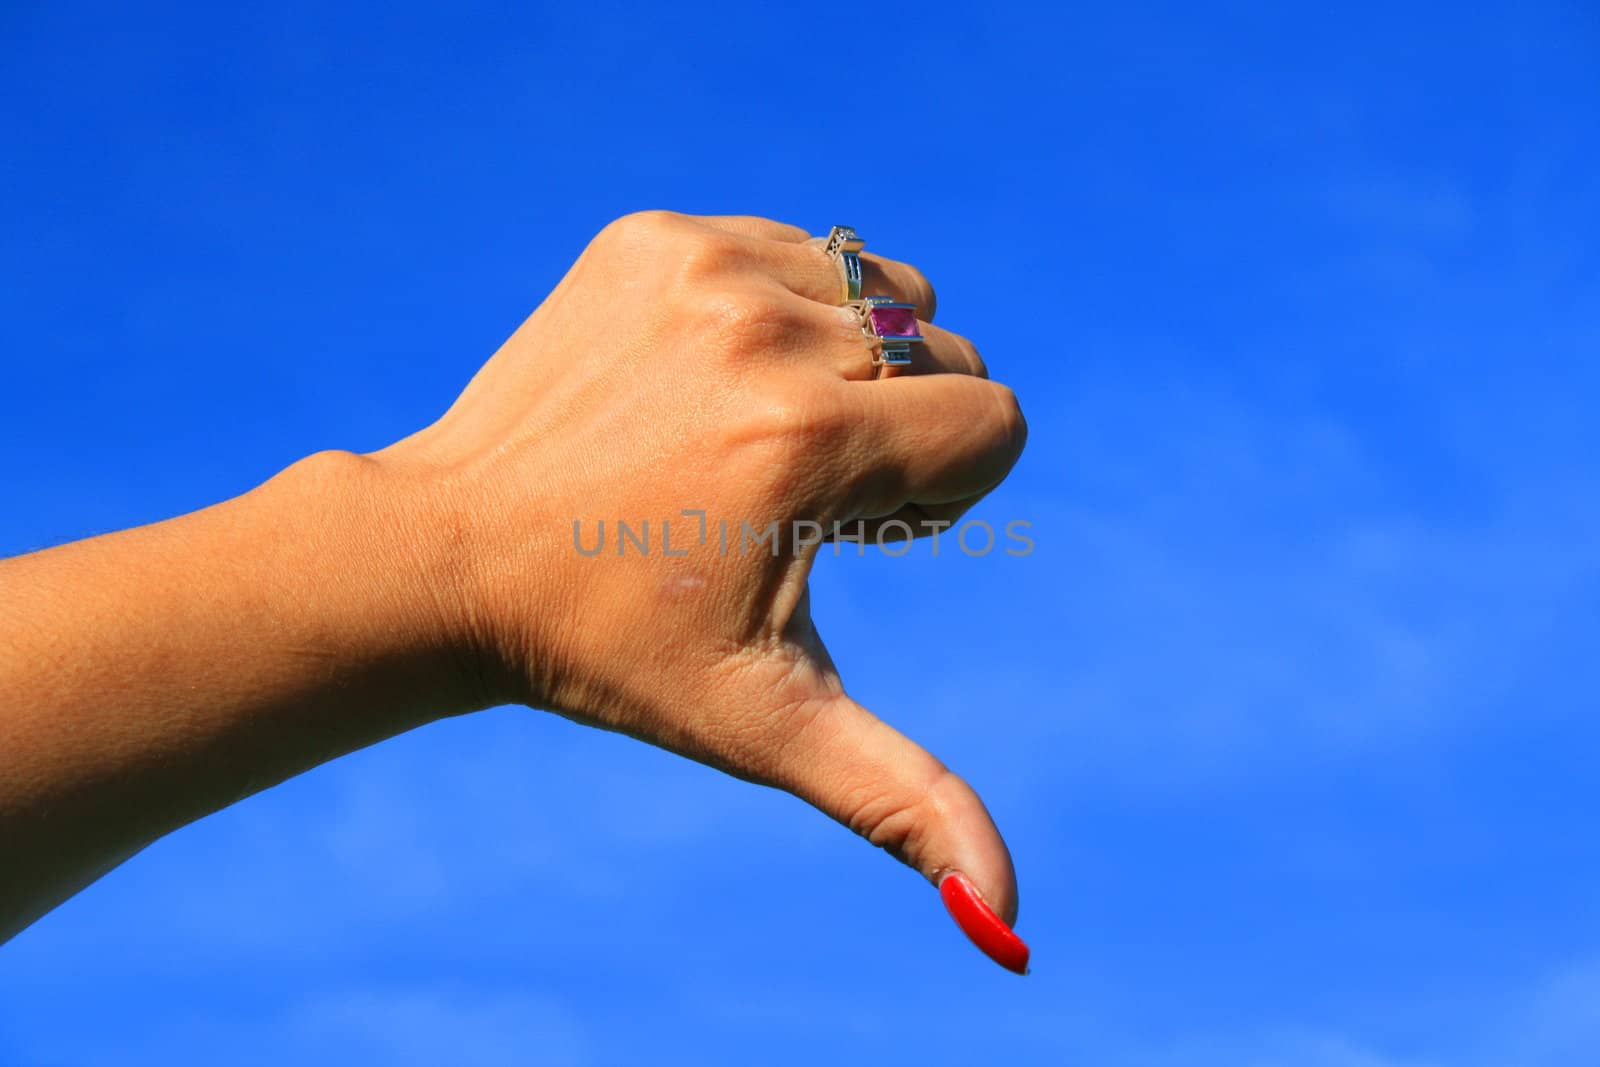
[[374, 211, 1030, 968]]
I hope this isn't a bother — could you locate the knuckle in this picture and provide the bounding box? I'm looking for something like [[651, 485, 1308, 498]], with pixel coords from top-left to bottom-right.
[[847, 766, 962, 870], [595, 211, 681, 259], [601, 209, 680, 243], [989, 382, 1027, 453], [904, 266, 938, 320], [674, 230, 748, 284], [687, 288, 784, 346], [752, 390, 846, 450], [732, 386, 854, 479], [687, 288, 824, 356], [589, 211, 685, 267], [954, 334, 989, 378]]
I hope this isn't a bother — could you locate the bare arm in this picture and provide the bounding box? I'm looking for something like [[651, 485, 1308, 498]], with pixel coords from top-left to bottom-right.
[[0, 450, 475, 940]]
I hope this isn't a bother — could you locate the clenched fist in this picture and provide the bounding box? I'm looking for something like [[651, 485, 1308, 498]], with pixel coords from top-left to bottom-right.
[[1, 212, 1029, 970]]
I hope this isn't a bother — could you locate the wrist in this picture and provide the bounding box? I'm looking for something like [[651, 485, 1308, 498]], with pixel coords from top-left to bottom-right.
[[258, 448, 494, 721]]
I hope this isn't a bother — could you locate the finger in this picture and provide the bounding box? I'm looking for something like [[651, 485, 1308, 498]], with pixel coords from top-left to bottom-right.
[[871, 321, 986, 380], [859, 253, 938, 321], [766, 693, 1027, 971], [691, 214, 812, 243], [812, 310, 986, 382], [848, 375, 1027, 511]]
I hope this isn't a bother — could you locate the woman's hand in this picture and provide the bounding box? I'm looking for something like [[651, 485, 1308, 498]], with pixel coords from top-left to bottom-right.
[[375, 211, 1029, 966], [0, 211, 1029, 969]]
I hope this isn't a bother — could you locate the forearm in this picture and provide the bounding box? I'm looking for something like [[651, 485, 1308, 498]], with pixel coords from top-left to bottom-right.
[[0, 449, 478, 941]]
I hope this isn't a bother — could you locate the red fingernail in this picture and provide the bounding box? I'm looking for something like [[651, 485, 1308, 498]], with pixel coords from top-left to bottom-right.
[[939, 871, 1030, 975]]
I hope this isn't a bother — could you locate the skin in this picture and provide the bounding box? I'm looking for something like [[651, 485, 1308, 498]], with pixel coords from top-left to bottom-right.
[[0, 211, 1027, 948]]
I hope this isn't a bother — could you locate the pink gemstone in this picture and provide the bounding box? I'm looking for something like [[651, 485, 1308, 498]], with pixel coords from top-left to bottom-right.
[[869, 305, 920, 338]]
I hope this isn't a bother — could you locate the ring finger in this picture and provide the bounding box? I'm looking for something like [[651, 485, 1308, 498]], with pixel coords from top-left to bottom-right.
[[821, 310, 986, 381]]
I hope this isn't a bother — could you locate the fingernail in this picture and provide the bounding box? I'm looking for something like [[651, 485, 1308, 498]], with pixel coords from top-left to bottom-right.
[[938, 871, 1031, 975]]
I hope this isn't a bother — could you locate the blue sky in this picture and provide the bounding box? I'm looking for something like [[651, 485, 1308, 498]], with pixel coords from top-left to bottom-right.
[[3, 1, 1599, 1063]]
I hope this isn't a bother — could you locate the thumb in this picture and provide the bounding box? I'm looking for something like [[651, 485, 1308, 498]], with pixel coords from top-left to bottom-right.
[[768, 694, 1030, 974]]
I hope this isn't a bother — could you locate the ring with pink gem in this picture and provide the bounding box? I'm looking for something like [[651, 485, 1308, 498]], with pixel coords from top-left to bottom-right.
[[848, 295, 923, 371]]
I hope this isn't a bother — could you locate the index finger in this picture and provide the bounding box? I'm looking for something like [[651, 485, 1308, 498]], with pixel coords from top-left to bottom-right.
[[691, 214, 812, 242]]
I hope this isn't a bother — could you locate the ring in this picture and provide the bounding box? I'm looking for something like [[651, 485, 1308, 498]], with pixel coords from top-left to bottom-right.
[[820, 225, 864, 302], [849, 295, 923, 370]]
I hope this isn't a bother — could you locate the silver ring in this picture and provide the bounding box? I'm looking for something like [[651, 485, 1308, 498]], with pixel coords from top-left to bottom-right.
[[821, 225, 864, 302], [848, 295, 923, 371]]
